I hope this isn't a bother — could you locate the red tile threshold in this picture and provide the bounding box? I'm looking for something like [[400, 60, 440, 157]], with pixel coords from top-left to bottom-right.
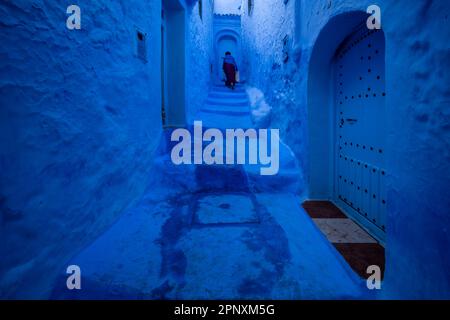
[[302, 200, 385, 279], [302, 200, 347, 219], [333, 243, 385, 280]]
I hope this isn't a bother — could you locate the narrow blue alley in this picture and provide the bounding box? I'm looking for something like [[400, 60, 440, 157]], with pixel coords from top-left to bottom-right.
[[50, 83, 364, 299], [0, 0, 449, 301]]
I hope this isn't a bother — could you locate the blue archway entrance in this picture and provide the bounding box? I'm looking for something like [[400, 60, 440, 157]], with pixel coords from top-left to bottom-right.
[[307, 11, 387, 243], [213, 14, 242, 85]]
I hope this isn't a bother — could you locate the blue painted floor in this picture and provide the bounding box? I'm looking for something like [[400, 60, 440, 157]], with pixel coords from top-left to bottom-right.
[[51, 85, 368, 300]]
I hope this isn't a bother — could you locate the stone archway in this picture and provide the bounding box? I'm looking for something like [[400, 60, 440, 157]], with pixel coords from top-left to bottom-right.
[[215, 31, 241, 84], [307, 11, 387, 243], [213, 14, 242, 85]]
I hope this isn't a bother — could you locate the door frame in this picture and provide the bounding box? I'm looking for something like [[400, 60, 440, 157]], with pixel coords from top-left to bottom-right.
[[332, 25, 387, 243], [307, 11, 386, 244], [161, 0, 187, 128]]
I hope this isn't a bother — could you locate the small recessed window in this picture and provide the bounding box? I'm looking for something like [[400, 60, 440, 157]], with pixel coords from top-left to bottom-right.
[[248, 0, 254, 16], [136, 29, 147, 62]]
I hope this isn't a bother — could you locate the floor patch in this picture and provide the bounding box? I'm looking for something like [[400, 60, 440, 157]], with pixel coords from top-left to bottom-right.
[[303, 200, 385, 280], [302, 201, 347, 218], [195, 165, 250, 193], [312, 218, 378, 244], [193, 194, 259, 226]]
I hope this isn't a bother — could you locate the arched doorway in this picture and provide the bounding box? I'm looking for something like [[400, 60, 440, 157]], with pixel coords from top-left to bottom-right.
[[214, 30, 242, 85], [307, 12, 386, 243], [217, 34, 238, 82]]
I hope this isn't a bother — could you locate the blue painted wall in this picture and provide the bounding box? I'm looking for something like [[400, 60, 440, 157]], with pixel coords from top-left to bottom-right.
[[187, 0, 215, 122], [214, 14, 243, 84], [214, 0, 242, 15], [0, 0, 449, 299], [0, 0, 158, 298], [241, 0, 450, 298], [241, 0, 306, 195], [0, 0, 216, 298]]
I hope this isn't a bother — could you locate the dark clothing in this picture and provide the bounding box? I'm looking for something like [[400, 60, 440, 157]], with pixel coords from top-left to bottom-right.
[[223, 56, 238, 68], [223, 55, 238, 88], [223, 62, 237, 87]]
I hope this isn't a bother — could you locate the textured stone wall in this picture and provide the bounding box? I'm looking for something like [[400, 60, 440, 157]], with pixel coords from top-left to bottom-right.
[[0, 0, 163, 298], [241, 0, 305, 194], [187, 0, 215, 122], [241, 0, 450, 298], [0, 0, 215, 298], [378, 0, 450, 299], [214, 0, 242, 15], [0, 0, 216, 299]]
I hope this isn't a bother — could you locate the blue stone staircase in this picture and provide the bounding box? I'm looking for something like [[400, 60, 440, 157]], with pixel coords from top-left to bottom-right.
[[193, 84, 302, 193], [196, 85, 253, 129]]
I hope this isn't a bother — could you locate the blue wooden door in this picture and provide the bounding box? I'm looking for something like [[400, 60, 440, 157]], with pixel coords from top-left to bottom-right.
[[334, 26, 386, 242]]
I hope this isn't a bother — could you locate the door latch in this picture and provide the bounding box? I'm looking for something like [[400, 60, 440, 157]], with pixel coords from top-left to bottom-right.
[[340, 118, 358, 126]]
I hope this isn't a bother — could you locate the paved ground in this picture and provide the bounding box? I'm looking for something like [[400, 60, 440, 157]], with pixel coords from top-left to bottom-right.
[[303, 201, 385, 279], [51, 85, 370, 300]]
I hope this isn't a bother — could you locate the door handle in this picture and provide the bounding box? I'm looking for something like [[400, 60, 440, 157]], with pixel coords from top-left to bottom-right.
[[340, 118, 358, 127]]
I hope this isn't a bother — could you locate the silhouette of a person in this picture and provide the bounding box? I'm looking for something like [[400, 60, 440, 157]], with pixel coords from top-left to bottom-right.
[[222, 51, 238, 90]]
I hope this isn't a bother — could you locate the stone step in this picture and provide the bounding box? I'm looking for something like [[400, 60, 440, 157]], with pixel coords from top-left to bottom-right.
[[209, 92, 248, 99], [194, 112, 253, 130], [211, 86, 245, 93], [202, 104, 249, 112], [205, 98, 248, 107], [200, 108, 249, 116]]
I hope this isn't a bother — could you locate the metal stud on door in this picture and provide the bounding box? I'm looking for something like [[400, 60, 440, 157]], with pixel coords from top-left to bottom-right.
[[335, 26, 386, 241]]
